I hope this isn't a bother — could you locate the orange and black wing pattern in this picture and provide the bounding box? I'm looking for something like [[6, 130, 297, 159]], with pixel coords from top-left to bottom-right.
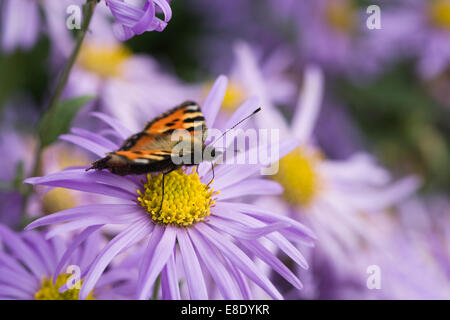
[[87, 101, 207, 175]]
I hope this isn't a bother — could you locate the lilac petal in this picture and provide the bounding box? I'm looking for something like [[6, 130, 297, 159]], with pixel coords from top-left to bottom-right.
[[177, 229, 208, 299], [189, 230, 242, 299], [137, 226, 177, 300], [160, 248, 180, 300], [30, 169, 141, 192], [131, 1, 156, 35], [223, 96, 260, 131], [107, 0, 143, 26], [25, 170, 139, 200], [0, 225, 47, 278], [70, 127, 119, 150], [26, 204, 141, 230], [53, 225, 102, 284], [0, 285, 30, 299], [0, 252, 37, 281], [203, 75, 228, 128], [291, 65, 324, 143], [218, 202, 316, 240], [207, 216, 290, 240], [154, 0, 172, 22], [45, 214, 140, 238], [210, 139, 299, 189], [90, 112, 132, 139], [0, 267, 37, 294], [224, 257, 251, 299], [22, 232, 56, 275], [137, 225, 163, 293], [80, 218, 150, 300], [59, 134, 110, 157], [212, 203, 310, 269], [1, 0, 39, 52], [112, 23, 134, 41], [241, 240, 303, 290], [96, 269, 137, 289], [233, 42, 290, 138], [218, 179, 283, 200], [347, 176, 421, 212], [195, 224, 283, 300]]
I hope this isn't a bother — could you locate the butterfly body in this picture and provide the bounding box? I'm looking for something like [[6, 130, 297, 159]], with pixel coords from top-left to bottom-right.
[[88, 101, 215, 176]]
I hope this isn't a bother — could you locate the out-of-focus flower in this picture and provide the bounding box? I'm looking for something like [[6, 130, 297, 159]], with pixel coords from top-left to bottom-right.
[[237, 43, 420, 292], [106, 0, 172, 41], [0, 225, 136, 299], [66, 23, 200, 130], [25, 76, 315, 300], [373, 0, 450, 79], [1, 0, 80, 56], [338, 196, 450, 299], [0, 126, 35, 228], [1, 0, 40, 52], [210, 44, 296, 115], [271, 0, 381, 75]]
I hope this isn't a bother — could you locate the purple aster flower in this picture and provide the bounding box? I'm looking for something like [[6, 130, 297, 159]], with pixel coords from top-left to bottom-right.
[[271, 0, 382, 76], [212, 42, 296, 115], [1, 0, 40, 52], [236, 44, 421, 292], [106, 0, 172, 41], [0, 125, 36, 228], [25, 76, 316, 300], [370, 0, 450, 79], [64, 13, 200, 130], [0, 224, 136, 300], [1, 0, 81, 56]]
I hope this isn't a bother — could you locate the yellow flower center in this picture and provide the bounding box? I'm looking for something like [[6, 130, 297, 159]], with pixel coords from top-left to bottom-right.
[[138, 169, 219, 227], [429, 0, 450, 30], [325, 0, 357, 33], [204, 81, 246, 113], [42, 149, 89, 214], [42, 188, 77, 214], [77, 42, 131, 78], [34, 274, 94, 300], [273, 147, 323, 207]]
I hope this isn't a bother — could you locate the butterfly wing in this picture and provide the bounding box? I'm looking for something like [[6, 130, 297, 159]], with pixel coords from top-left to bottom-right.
[[88, 101, 207, 175]]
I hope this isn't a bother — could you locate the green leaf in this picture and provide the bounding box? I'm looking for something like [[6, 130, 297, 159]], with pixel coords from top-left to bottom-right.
[[38, 95, 95, 148]]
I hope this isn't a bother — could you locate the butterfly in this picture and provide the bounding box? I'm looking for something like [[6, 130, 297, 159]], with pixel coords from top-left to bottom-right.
[[87, 100, 260, 211], [87, 101, 214, 176]]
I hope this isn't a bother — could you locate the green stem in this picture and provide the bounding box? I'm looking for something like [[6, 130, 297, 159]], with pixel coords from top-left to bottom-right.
[[19, 0, 98, 227]]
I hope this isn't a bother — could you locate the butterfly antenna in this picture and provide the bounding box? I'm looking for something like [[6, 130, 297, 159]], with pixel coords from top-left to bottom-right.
[[209, 107, 261, 147]]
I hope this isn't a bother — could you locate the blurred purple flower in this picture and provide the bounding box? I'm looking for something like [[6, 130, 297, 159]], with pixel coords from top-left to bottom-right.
[[370, 0, 450, 79], [106, 0, 172, 41], [0, 225, 136, 299], [237, 43, 421, 293], [1, 0, 40, 52], [25, 76, 316, 300], [65, 22, 200, 130], [0, 126, 35, 228], [271, 0, 382, 76]]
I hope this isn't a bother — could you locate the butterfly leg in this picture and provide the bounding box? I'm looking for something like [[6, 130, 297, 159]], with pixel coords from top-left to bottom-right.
[[207, 161, 215, 187], [158, 166, 177, 214]]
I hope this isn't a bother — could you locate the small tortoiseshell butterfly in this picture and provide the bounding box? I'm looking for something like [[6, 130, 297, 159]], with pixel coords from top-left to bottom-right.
[[87, 101, 212, 176], [88, 101, 260, 210], [88, 101, 260, 177]]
